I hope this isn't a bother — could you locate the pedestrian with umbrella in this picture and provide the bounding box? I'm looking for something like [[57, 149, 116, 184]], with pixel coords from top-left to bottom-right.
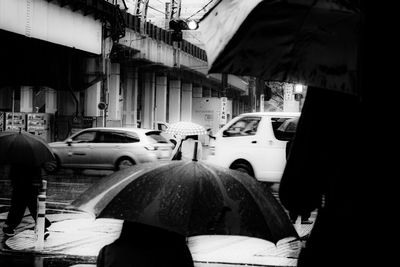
[[96, 220, 194, 267], [180, 135, 202, 161], [71, 161, 298, 266], [165, 121, 207, 161], [198, 1, 369, 266], [0, 130, 55, 238]]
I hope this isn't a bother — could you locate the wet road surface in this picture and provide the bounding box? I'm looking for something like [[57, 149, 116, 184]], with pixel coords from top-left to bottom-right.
[[0, 167, 108, 267]]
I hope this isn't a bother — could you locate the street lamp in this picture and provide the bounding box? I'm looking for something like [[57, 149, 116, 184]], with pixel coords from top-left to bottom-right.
[[187, 20, 199, 30]]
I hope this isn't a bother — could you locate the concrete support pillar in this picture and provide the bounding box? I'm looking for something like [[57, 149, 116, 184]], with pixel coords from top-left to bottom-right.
[[84, 57, 101, 117], [193, 86, 202, 98], [168, 79, 181, 123], [181, 82, 192, 122], [84, 83, 101, 117], [45, 88, 57, 114], [143, 72, 155, 129], [20, 86, 33, 112], [155, 76, 167, 123], [122, 67, 138, 127], [107, 63, 121, 123]]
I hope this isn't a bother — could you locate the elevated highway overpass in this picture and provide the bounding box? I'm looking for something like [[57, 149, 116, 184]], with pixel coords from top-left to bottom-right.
[[0, 0, 251, 139]]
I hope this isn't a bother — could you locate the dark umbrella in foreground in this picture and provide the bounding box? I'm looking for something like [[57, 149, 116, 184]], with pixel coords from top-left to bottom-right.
[[199, 0, 361, 94], [0, 130, 55, 166], [71, 161, 298, 243]]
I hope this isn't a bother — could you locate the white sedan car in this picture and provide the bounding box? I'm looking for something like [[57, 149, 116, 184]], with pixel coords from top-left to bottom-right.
[[209, 112, 301, 183], [48, 127, 174, 171]]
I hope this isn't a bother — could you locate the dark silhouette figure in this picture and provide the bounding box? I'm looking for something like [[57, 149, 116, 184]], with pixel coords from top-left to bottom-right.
[[279, 87, 368, 267], [2, 164, 51, 237], [181, 135, 202, 161], [97, 221, 194, 267]]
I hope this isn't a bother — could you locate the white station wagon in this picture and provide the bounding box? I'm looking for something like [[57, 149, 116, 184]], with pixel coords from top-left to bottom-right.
[[48, 127, 174, 171], [210, 112, 301, 183]]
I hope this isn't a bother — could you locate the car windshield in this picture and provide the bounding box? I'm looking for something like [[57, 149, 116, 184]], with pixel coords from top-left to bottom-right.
[[271, 117, 299, 141], [223, 117, 261, 137], [145, 131, 169, 143]]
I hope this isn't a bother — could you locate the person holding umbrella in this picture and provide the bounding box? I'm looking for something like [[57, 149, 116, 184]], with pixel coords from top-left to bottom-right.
[[0, 130, 55, 238], [197, 1, 376, 266], [2, 163, 52, 238], [181, 135, 203, 161], [96, 221, 194, 267], [165, 121, 207, 161]]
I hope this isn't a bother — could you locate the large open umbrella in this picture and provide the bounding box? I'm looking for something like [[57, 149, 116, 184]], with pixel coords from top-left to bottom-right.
[[199, 0, 361, 94], [71, 161, 298, 244], [0, 130, 55, 166], [165, 121, 207, 137]]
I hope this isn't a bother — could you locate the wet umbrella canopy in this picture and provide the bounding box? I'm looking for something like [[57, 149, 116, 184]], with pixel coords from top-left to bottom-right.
[[72, 161, 298, 243], [0, 130, 55, 166], [199, 0, 361, 94]]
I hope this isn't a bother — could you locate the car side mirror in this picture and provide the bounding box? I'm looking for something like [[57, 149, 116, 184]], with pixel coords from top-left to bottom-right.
[[222, 130, 230, 137], [66, 138, 73, 146]]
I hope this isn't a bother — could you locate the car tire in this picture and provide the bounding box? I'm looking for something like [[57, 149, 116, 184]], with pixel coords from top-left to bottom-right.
[[115, 157, 135, 171], [230, 161, 254, 177]]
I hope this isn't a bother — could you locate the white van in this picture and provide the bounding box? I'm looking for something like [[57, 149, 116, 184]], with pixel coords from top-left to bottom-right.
[[209, 112, 301, 183]]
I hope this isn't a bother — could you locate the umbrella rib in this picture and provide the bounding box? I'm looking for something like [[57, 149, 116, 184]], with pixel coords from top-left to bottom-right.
[[199, 164, 231, 205]]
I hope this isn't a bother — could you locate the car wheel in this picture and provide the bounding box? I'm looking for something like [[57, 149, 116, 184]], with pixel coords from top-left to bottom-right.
[[230, 161, 254, 177], [115, 157, 135, 171]]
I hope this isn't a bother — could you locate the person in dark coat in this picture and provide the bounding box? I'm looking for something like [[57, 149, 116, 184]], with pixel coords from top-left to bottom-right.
[[97, 221, 194, 267], [279, 86, 368, 267], [2, 163, 51, 237]]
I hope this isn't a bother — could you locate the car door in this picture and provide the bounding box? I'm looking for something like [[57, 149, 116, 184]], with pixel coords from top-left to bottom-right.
[[215, 116, 262, 168], [93, 130, 129, 169], [63, 130, 97, 168]]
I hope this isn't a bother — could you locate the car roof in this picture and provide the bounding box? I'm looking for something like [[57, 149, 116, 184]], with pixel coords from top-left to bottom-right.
[[80, 127, 160, 133], [237, 111, 301, 117]]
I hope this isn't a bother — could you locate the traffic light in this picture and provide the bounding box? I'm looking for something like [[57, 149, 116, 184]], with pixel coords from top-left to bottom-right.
[[169, 19, 198, 42], [169, 19, 189, 31], [169, 19, 187, 42]]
